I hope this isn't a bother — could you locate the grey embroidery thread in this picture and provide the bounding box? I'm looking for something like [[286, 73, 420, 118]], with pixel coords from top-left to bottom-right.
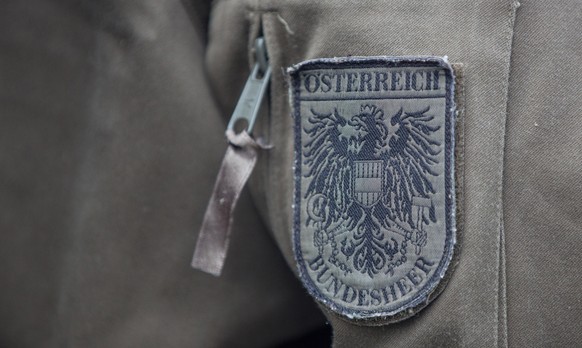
[[289, 57, 457, 323]]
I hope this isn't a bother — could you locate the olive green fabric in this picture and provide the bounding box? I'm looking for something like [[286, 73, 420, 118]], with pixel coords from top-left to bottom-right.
[[1, 0, 581, 347], [504, 1, 582, 346], [208, 0, 518, 346], [0, 1, 325, 347]]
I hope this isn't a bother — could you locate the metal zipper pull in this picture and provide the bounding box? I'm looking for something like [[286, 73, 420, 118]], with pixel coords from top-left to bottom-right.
[[192, 37, 271, 276], [227, 37, 271, 135]]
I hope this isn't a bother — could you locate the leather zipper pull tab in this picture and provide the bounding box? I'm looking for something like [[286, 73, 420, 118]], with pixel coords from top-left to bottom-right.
[[191, 37, 270, 276]]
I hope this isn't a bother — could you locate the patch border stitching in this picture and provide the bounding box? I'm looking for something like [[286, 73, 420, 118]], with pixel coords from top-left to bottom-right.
[[289, 56, 458, 324]]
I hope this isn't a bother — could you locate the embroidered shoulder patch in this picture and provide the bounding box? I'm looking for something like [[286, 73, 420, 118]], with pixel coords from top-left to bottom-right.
[[288, 57, 458, 324]]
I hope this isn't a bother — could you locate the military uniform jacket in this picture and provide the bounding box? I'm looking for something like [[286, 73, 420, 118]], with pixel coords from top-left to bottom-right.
[[0, 0, 580, 347]]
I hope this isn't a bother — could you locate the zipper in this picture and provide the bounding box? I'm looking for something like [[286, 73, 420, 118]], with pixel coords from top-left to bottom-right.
[[226, 37, 271, 135], [191, 37, 271, 276]]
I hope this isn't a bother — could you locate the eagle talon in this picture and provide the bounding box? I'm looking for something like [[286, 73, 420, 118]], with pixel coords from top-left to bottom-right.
[[411, 229, 427, 255]]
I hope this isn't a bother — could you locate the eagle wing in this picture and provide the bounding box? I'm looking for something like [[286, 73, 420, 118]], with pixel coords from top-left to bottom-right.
[[379, 106, 442, 229], [303, 108, 353, 228]]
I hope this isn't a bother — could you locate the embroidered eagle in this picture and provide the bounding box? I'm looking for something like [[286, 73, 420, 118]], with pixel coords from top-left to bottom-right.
[[303, 104, 442, 277]]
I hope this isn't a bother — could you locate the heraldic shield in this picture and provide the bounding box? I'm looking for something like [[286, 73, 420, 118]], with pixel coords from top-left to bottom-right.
[[289, 56, 458, 325], [353, 160, 383, 208]]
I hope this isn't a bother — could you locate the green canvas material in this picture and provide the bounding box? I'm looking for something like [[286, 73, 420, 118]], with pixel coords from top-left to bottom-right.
[[1, 0, 581, 347]]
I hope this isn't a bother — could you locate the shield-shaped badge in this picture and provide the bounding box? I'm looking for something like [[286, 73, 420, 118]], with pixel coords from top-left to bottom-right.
[[289, 56, 459, 325]]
